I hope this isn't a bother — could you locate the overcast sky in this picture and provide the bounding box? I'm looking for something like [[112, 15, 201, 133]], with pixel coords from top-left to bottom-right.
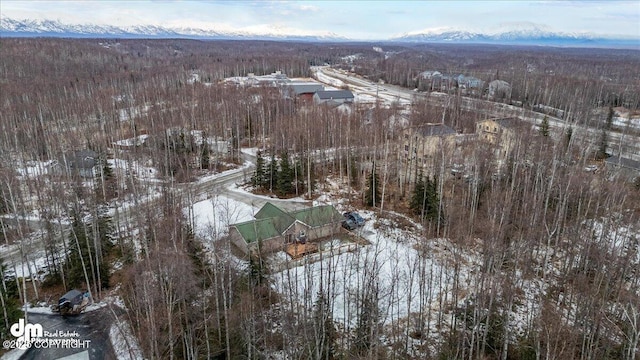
[[2, 0, 639, 39]]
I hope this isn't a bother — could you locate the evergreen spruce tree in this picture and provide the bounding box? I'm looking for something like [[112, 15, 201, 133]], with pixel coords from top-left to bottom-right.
[[539, 115, 550, 137], [597, 129, 608, 160], [252, 151, 266, 190], [564, 126, 573, 151], [96, 156, 117, 202], [293, 158, 305, 196], [410, 172, 427, 216], [410, 173, 441, 222], [200, 140, 210, 170], [277, 150, 293, 196], [426, 175, 440, 221], [64, 212, 111, 291], [364, 167, 381, 207]]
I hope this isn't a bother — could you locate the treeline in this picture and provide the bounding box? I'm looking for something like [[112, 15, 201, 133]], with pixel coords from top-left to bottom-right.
[[252, 150, 310, 197]]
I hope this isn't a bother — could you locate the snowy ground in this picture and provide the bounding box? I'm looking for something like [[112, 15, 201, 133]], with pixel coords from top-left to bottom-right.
[[110, 321, 144, 360], [108, 158, 158, 182], [118, 104, 150, 122], [0, 239, 49, 280], [271, 213, 455, 328], [15, 160, 56, 178], [184, 195, 257, 240], [113, 134, 149, 147]]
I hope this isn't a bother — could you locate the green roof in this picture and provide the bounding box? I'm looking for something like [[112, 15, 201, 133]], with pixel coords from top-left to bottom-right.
[[231, 202, 341, 244], [255, 202, 292, 221], [290, 205, 342, 227], [233, 218, 284, 244]]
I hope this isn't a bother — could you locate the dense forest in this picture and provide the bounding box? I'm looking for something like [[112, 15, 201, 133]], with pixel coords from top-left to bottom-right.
[[1, 38, 639, 359]]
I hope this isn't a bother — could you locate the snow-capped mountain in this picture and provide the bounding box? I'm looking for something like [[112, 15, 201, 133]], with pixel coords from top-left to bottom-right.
[[1, 17, 636, 47], [0, 18, 348, 42], [391, 25, 636, 47]]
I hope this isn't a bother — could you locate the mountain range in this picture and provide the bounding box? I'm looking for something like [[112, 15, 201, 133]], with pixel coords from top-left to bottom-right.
[[390, 27, 638, 47], [0, 18, 346, 42], [1, 18, 638, 47]]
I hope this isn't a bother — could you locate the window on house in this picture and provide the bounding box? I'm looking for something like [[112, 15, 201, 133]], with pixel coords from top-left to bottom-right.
[[404, 145, 409, 151], [485, 126, 489, 131], [404, 133, 409, 139], [494, 127, 497, 132]]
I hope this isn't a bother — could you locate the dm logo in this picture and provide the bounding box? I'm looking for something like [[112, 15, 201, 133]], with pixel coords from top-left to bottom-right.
[[10, 319, 43, 349]]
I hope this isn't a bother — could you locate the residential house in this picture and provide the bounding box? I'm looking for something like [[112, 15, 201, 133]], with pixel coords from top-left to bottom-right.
[[418, 71, 443, 91], [313, 90, 355, 106], [420, 71, 442, 80], [53, 149, 100, 178], [400, 123, 457, 184], [229, 203, 343, 255], [456, 75, 485, 95], [488, 80, 512, 100], [476, 117, 527, 158]]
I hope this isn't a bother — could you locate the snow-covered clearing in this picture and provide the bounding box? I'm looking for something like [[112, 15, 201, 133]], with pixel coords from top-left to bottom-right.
[[184, 195, 256, 240], [271, 214, 457, 331]]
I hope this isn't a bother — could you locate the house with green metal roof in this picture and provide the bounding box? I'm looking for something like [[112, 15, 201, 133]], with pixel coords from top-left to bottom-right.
[[229, 202, 343, 255]]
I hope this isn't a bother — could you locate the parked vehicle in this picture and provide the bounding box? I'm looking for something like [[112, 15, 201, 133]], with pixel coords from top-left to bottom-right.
[[341, 218, 357, 231], [343, 211, 365, 227], [51, 289, 91, 315]]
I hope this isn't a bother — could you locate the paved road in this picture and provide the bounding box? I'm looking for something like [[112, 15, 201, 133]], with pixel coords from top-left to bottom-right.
[[18, 308, 117, 360]]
